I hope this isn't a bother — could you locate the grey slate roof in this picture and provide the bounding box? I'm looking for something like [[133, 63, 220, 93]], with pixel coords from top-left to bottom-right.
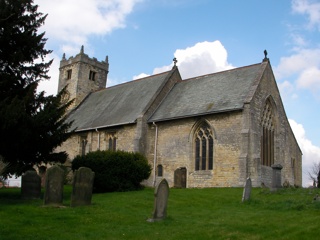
[[148, 63, 265, 122], [67, 71, 172, 131]]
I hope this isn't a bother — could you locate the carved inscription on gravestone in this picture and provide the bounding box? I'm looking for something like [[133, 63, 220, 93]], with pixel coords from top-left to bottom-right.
[[44, 165, 64, 206], [71, 167, 95, 207], [21, 170, 41, 199], [148, 178, 169, 222]]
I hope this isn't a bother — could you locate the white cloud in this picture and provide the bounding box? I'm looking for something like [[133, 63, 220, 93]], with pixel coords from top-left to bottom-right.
[[274, 48, 320, 97], [274, 48, 320, 79], [289, 119, 320, 187], [292, 0, 320, 30], [150, 41, 234, 79], [278, 80, 298, 100], [37, 53, 60, 96], [296, 67, 320, 92], [35, 0, 143, 55], [133, 73, 150, 80]]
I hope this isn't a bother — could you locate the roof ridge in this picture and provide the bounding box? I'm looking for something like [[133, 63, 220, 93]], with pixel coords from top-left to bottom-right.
[[103, 70, 172, 91], [182, 62, 262, 82]]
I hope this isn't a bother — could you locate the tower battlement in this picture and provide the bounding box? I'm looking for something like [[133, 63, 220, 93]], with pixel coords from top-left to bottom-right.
[[58, 46, 109, 108]]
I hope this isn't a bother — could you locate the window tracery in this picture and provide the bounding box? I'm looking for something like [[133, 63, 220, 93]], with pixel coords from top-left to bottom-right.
[[261, 100, 275, 166], [195, 122, 214, 170]]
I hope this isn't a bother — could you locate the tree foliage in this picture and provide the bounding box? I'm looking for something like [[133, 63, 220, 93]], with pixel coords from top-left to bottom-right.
[[0, 0, 74, 177], [308, 161, 320, 188], [72, 150, 151, 193]]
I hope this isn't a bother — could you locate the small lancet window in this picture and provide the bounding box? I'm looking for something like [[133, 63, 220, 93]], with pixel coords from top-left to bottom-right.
[[108, 134, 116, 151], [194, 122, 214, 171], [157, 165, 163, 177], [80, 136, 87, 156]]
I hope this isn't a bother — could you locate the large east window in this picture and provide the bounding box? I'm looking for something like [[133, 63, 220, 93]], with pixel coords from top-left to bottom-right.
[[195, 122, 214, 170], [261, 100, 275, 166]]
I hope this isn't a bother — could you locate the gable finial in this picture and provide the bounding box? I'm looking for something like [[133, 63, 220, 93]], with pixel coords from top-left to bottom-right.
[[62, 53, 66, 60], [173, 57, 178, 67], [80, 45, 84, 54], [263, 49, 269, 62]]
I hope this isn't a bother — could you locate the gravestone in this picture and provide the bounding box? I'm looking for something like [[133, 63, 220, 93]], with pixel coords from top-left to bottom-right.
[[242, 177, 252, 202], [44, 165, 64, 206], [271, 164, 283, 190], [148, 178, 169, 222], [71, 167, 95, 207], [174, 167, 186, 188], [21, 170, 41, 199]]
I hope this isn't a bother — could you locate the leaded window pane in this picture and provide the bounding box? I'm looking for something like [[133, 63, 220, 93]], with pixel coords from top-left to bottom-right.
[[195, 138, 200, 170]]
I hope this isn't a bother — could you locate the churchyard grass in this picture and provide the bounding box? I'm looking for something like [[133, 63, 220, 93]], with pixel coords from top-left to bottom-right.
[[1, 186, 320, 240]]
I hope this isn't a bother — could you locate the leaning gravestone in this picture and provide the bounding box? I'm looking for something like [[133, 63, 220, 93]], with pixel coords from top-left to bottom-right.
[[71, 167, 95, 207], [242, 177, 252, 202], [21, 170, 41, 199], [44, 165, 64, 206], [147, 178, 169, 222]]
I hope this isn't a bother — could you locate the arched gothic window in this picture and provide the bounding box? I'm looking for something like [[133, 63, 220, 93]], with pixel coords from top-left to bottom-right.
[[106, 132, 117, 151], [80, 135, 87, 156], [195, 122, 214, 170], [261, 100, 275, 166]]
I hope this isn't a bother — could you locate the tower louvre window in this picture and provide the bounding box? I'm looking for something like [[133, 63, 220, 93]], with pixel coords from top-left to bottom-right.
[[89, 70, 96, 81], [66, 69, 72, 80]]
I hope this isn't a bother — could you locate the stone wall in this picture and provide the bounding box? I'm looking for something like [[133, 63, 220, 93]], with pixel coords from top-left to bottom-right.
[[146, 111, 244, 188], [55, 62, 302, 188], [246, 63, 302, 187]]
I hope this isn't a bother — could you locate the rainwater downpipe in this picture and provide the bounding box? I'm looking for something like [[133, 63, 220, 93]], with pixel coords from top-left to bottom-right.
[[95, 128, 100, 150], [153, 122, 158, 187]]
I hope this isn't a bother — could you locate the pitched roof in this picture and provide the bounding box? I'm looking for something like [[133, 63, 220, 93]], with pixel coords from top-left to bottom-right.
[[148, 62, 267, 122], [67, 70, 173, 131]]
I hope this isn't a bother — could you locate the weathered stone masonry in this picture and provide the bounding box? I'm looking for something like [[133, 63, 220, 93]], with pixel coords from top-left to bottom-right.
[[55, 48, 302, 188]]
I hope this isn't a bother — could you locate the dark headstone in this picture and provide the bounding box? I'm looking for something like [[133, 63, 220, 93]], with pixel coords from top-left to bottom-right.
[[21, 170, 41, 199], [148, 178, 169, 222], [242, 177, 252, 202], [71, 167, 95, 207], [44, 165, 64, 206], [271, 164, 283, 190], [174, 167, 186, 188]]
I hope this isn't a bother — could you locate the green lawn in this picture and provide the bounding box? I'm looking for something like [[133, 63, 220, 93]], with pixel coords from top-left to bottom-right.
[[1, 186, 320, 240]]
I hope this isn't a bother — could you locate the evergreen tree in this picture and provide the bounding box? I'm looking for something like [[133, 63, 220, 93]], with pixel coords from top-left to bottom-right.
[[0, 0, 74, 177]]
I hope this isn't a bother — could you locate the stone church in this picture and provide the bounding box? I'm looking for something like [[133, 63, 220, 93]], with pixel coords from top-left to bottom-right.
[[55, 46, 302, 188]]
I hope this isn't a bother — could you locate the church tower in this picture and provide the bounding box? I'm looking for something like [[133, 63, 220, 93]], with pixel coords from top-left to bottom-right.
[[58, 46, 109, 108]]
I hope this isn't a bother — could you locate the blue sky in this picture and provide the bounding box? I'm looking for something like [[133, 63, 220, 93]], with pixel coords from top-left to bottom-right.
[[33, 0, 320, 187]]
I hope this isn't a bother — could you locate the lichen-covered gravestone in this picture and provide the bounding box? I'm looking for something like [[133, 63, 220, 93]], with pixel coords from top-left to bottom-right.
[[44, 165, 64, 206], [21, 170, 41, 199], [242, 177, 252, 202], [148, 178, 169, 222], [71, 167, 95, 207]]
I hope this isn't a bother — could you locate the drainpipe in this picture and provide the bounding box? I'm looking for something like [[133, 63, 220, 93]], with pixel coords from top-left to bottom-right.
[[95, 129, 100, 150], [153, 122, 158, 187]]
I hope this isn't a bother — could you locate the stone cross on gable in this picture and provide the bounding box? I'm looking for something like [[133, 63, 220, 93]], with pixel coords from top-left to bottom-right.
[[173, 57, 177, 66]]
